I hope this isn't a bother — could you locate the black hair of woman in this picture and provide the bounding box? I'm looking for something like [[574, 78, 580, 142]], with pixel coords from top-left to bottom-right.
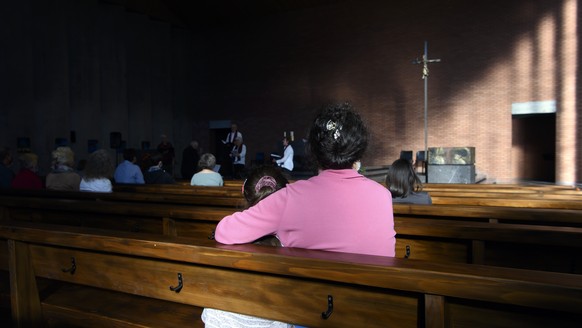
[[385, 158, 424, 198], [307, 102, 369, 170]]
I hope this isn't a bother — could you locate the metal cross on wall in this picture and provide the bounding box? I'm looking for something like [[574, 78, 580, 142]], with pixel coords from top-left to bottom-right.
[[412, 41, 441, 166]]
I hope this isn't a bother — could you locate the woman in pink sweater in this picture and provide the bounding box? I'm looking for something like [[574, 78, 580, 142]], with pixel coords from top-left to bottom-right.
[[215, 102, 395, 257]]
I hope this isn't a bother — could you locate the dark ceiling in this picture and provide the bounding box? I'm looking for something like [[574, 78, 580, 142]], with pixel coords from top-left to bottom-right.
[[102, 0, 345, 29]]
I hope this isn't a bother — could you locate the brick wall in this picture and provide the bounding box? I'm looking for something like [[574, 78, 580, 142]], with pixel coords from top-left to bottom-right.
[[0, 0, 577, 183], [200, 0, 578, 183]]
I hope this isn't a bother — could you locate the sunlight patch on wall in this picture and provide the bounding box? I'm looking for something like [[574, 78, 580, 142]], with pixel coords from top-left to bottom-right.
[[511, 100, 556, 115]]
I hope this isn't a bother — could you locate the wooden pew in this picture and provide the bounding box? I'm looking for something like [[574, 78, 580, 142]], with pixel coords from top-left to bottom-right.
[[2, 222, 582, 328], [1, 191, 581, 273], [111, 182, 582, 209], [0, 187, 246, 208], [429, 195, 582, 209], [392, 203, 582, 227], [0, 194, 232, 240], [423, 183, 578, 191], [114, 183, 244, 197], [395, 217, 582, 273]]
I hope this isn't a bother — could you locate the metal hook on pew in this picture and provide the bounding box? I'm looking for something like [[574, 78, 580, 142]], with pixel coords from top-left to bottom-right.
[[321, 295, 333, 319], [61, 256, 76, 275], [169, 273, 183, 293], [405, 245, 411, 259]]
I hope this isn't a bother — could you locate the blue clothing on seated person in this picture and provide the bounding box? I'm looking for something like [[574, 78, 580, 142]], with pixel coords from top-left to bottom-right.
[[114, 160, 145, 184]]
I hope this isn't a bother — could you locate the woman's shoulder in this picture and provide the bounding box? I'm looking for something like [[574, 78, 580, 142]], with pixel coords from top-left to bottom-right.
[[393, 191, 432, 204]]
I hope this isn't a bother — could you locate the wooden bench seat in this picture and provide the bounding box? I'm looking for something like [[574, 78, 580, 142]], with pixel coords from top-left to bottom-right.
[[395, 217, 582, 273], [423, 183, 578, 191], [115, 182, 582, 209], [2, 222, 582, 327], [0, 188, 246, 207], [1, 191, 581, 273], [392, 204, 582, 227], [114, 183, 244, 197], [429, 195, 582, 209]]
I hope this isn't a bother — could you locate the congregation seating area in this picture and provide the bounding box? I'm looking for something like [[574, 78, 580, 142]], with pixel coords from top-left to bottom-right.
[[0, 181, 581, 326]]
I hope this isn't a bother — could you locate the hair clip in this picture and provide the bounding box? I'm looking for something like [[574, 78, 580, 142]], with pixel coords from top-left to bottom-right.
[[326, 120, 342, 140], [255, 176, 277, 193], [326, 120, 337, 131]]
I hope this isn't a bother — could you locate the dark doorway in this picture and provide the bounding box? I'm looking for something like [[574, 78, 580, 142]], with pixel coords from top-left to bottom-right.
[[511, 113, 556, 182]]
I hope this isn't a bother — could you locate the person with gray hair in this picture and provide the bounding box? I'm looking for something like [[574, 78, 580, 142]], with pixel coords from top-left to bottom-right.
[[46, 146, 81, 191], [190, 153, 223, 186]]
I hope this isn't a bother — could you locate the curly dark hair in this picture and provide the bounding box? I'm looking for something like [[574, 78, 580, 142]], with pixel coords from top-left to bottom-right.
[[84, 149, 114, 180], [307, 102, 369, 169], [385, 158, 423, 198], [243, 165, 288, 207]]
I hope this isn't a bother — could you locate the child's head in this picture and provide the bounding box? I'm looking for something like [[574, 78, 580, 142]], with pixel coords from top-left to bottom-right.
[[243, 166, 288, 207]]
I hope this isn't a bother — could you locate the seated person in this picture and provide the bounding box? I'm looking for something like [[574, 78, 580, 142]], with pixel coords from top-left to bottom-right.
[[212, 103, 395, 327], [80, 149, 114, 192], [202, 165, 289, 328], [46, 146, 81, 191], [191, 153, 223, 186], [385, 158, 432, 204], [143, 152, 175, 184], [215, 103, 396, 256], [230, 137, 246, 179], [114, 148, 145, 184], [11, 152, 42, 190]]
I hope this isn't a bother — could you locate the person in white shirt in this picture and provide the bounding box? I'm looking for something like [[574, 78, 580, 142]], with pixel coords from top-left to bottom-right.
[[222, 123, 243, 178], [275, 137, 294, 172], [230, 137, 246, 179], [224, 123, 243, 146]]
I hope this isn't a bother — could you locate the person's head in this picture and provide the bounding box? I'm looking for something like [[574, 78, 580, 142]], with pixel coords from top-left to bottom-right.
[[231, 123, 238, 132], [198, 153, 217, 170], [52, 146, 75, 169], [190, 140, 199, 149], [385, 158, 423, 198], [160, 134, 169, 144], [18, 153, 38, 172], [0, 147, 12, 166], [123, 148, 137, 162], [282, 137, 290, 147], [84, 149, 114, 180], [308, 102, 369, 170], [242, 166, 288, 207], [234, 136, 243, 146]]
